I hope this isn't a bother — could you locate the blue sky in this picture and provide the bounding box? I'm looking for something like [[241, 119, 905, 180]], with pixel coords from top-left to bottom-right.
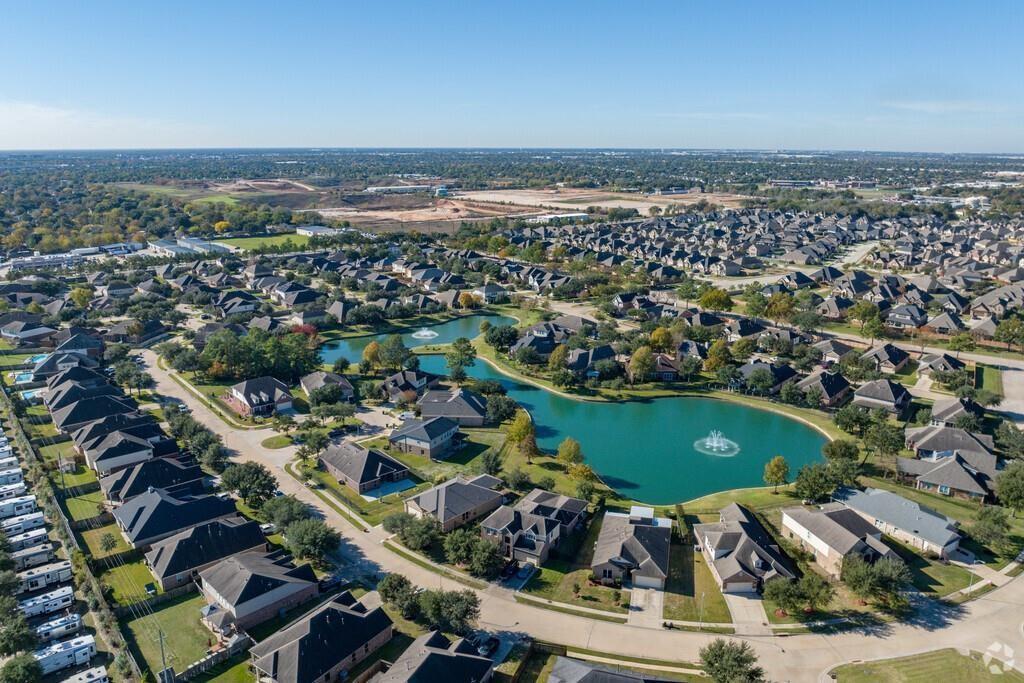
[[1, 1, 1022, 151]]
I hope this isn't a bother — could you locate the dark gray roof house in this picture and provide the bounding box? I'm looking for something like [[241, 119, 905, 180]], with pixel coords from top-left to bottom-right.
[[200, 551, 319, 632], [373, 630, 493, 683], [113, 489, 236, 548], [548, 656, 672, 683], [319, 441, 409, 494], [853, 378, 911, 414], [52, 395, 138, 433], [144, 517, 267, 590], [417, 388, 488, 426], [100, 457, 205, 504], [796, 370, 851, 406], [405, 474, 504, 532], [591, 506, 672, 589], [250, 591, 393, 683], [299, 371, 354, 401], [694, 503, 796, 593]]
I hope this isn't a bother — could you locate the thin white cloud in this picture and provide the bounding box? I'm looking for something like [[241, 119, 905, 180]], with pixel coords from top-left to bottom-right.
[[881, 99, 1005, 115], [0, 101, 214, 149]]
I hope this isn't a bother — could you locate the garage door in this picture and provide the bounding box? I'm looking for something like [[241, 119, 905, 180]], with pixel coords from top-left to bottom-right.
[[633, 575, 663, 589]]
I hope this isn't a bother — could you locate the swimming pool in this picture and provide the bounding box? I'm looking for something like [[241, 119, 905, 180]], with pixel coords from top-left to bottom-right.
[[13, 372, 33, 384], [28, 354, 49, 365]]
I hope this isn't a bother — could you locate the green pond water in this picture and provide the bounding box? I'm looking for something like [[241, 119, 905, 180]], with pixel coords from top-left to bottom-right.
[[321, 314, 827, 504]]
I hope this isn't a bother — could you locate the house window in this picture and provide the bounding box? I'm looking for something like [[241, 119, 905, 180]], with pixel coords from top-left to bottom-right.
[[602, 569, 613, 579], [938, 485, 950, 495]]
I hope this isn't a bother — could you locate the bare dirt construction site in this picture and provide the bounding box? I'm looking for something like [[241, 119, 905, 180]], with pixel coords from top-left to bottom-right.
[[456, 187, 751, 212], [307, 195, 531, 234]]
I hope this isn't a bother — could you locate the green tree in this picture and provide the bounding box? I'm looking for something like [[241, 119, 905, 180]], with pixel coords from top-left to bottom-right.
[[947, 332, 976, 358], [765, 292, 795, 324], [0, 654, 42, 683], [699, 288, 733, 312], [221, 462, 278, 508], [834, 404, 873, 436], [704, 339, 732, 373], [699, 639, 765, 683], [972, 506, 1011, 551], [797, 572, 835, 612], [995, 318, 1024, 352], [763, 577, 801, 614], [262, 495, 311, 529], [100, 533, 118, 555], [480, 449, 503, 475], [862, 316, 885, 344], [444, 528, 478, 566], [547, 344, 569, 371], [378, 574, 420, 619], [650, 327, 673, 352], [763, 455, 790, 493], [864, 421, 904, 476], [997, 461, 1024, 517], [445, 337, 477, 377], [794, 463, 834, 502], [0, 607, 36, 656], [362, 340, 381, 368], [468, 539, 504, 578], [629, 345, 655, 384], [380, 334, 412, 370], [284, 519, 340, 563], [849, 301, 880, 332], [557, 437, 584, 466]]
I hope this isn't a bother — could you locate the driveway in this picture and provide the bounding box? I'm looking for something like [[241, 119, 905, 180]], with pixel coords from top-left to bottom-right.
[[722, 593, 771, 636], [628, 587, 665, 628]]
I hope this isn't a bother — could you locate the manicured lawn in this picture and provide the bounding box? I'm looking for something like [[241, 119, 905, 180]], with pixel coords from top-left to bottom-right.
[[831, 648, 1024, 682], [81, 523, 129, 559], [663, 542, 731, 623], [65, 490, 106, 521], [887, 537, 973, 597], [100, 560, 161, 605], [38, 440, 76, 465], [123, 593, 213, 675], [261, 434, 293, 449], [306, 465, 429, 526], [50, 464, 98, 491], [978, 364, 1004, 397], [523, 514, 631, 613], [216, 233, 311, 250], [683, 487, 802, 515], [365, 426, 506, 482], [192, 655, 254, 683], [26, 421, 59, 439]]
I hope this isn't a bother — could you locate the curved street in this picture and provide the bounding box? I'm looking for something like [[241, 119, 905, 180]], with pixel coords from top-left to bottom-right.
[[141, 349, 1024, 681]]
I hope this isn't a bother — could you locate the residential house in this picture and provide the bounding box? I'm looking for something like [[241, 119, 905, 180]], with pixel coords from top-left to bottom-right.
[[796, 370, 851, 407], [929, 397, 983, 428], [852, 378, 911, 414], [250, 591, 393, 683], [781, 504, 896, 579], [319, 441, 409, 494], [388, 417, 460, 459], [694, 503, 795, 593], [832, 486, 961, 558], [99, 457, 205, 504], [480, 488, 587, 566], [380, 370, 439, 403], [860, 344, 910, 374], [417, 388, 488, 426], [227, 377, 293, 418], [405, 474, 504, 532], [813, 339, 858, 366], [591, 506, 671, 589], [112, 489, 236, 548], [299, 371, 354, 402], [372, 630, 492, 683], [200, 551, 319, 633], [144, 517, 267, 591]]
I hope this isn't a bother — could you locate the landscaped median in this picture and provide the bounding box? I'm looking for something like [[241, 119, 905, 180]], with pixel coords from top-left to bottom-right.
[[382, 538, 488, 590]]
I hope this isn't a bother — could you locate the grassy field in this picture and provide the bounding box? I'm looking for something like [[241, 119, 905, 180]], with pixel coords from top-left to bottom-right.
[[305, 465, 430, 526], [65, 489, 106, 521], [887, 537, 973, 597], [261, 434, 293, 449], [38, 440, 75, 465], [49, 463, 98, 491], [523, 514, 631, 614], [123, 593, 213, 675], [80, 523, 130, 559], [100, 560, 161, 605], [215, 233, 311, 250], [978, 364, 1004, 397], [831, 648, 1024, 682], [192, 655, 254, 683], [663, 542, 731, 623]]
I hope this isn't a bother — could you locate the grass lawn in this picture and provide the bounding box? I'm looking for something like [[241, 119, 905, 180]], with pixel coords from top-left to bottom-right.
[[978, 364, 1004, 397], [365, 426, 506, 482], [215, 233, 311, 250], [38, 440, 76, 465], [123, 593, 213, 675], [305, 465, 430, 526], [887, 537, 973, 597], [65, 489, 106, 521], [100, 560, 161, 605], [50, 464, 98, 491], [0, 352, 36, 369], [192, 655, 254, 683], [26, 421, 59, 439], [831, 648, 1024, 682], [80, 523, 129, 559], [683, 487, 802, 515], [261, 434, 293, 449], [663, 542, 731, 623], [523, 514, 631, 613]]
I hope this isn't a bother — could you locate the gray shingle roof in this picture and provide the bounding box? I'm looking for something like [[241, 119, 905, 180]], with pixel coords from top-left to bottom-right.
[[832, 486, 961, 549]]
